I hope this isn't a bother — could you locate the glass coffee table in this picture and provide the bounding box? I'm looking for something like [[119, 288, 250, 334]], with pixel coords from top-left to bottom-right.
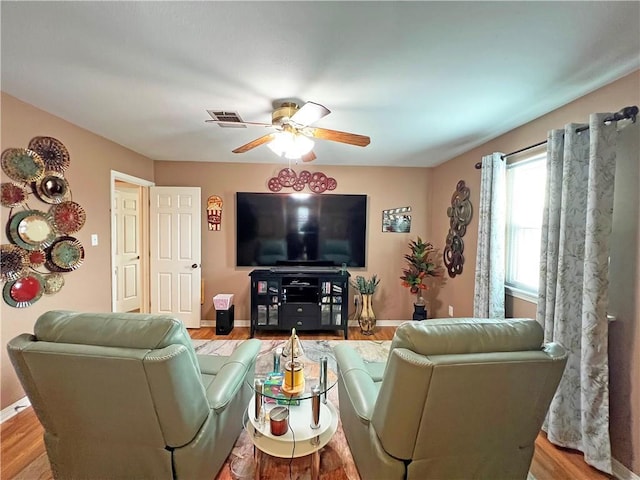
[[240, 347, 339, 480]]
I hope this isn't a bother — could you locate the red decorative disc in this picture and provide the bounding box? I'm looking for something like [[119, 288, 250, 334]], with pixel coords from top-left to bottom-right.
[[298, 170, 312, 183], [10, 275, 42, 302], [28, 250, 46, 267], [277, 168, 297, 187], [1, 183, 28, 208], [267, 177, 283, 192], [50, 201, 86, 234], [309, 172, 328, 193], [292, 181, 306, 191], [327, 177, 338, 190]]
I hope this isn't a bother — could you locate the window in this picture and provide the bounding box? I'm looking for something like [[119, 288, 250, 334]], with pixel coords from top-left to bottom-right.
[[505, 153, 547, 297]]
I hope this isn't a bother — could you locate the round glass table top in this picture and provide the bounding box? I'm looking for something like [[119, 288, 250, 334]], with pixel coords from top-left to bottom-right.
[[250, 345, 338, 401]]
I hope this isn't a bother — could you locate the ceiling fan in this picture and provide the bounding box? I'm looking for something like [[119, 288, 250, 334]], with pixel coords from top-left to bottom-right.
[[206, 101, 370, 162]]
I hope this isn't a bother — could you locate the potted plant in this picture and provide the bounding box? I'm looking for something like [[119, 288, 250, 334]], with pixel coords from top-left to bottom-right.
[[400, 237, 441, 319], [350, 275, 380, 335]]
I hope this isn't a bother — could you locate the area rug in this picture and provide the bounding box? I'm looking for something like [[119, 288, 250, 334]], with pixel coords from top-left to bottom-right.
[[193, 339, 391, 480], [196, 339, 537, 480]]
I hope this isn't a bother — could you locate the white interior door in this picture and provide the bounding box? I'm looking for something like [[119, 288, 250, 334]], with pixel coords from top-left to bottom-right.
[[150, 186, 202, 328], [114, 187, 141, 312]]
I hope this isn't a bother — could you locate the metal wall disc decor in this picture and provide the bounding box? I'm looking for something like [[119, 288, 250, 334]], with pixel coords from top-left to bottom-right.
[[50, 201, 86, 234], [33, 172, 70, 204], [267, 168, 337, 193], [443, 180, 473, 278], [1, 148, 45, 183], [43, 273, 65, 294], [28, 136, 71, 172], [0, 136, 87, 308], [1, 183, 29, 208], [2, 137, 82, 307], [46, 236, 84, 272], [1, 244, 29, 282], [8, 210, 57, 251], [3, 272, 45, 308]]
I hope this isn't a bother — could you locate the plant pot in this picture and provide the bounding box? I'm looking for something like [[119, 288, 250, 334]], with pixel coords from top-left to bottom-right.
[[413, 294, 427, 320], [412, 303, 427, 320], [358, 294, 376, 335]]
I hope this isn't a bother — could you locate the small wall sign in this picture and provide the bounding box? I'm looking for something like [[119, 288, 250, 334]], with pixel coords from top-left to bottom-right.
[[207, 195, 223, 231]]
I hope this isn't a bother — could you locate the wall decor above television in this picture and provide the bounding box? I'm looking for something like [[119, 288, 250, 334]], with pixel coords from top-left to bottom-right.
[[236, 192, 367, 267]]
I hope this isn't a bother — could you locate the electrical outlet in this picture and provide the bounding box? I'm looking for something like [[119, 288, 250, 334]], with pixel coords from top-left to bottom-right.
[[448, 305, 454, 317]]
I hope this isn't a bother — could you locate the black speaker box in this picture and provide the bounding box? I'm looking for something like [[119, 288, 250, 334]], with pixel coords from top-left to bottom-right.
[[216, 305, 234, 335]]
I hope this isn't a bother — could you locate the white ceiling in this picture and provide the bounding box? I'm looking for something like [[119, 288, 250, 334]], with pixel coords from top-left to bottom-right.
[[2, 1, 639, 167]]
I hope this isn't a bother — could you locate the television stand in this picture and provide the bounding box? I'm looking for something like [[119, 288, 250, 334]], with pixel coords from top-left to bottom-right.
[[249, 268, 350, 339]]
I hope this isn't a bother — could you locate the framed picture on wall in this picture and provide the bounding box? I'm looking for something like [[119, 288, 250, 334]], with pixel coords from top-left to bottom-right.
[[382, 206, 411, 232]]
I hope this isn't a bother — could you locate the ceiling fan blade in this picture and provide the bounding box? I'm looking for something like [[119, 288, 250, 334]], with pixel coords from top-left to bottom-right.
[[306, 127, 370, 147], [301, 151, 317, 163], [232, 133, 277, 153], [290, 102, 331, 127], [205, 119, 273, 127]]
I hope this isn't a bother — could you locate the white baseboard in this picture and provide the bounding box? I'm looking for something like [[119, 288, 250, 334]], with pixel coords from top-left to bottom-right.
[[1, 396, 31, 424], [613, 458, 640, 480]]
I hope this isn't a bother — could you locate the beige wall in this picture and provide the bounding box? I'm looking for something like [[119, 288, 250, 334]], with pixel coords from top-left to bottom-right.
[[153, 162, 433, 323], [431, 70, 640, 473], [0, 93, 155, 409]]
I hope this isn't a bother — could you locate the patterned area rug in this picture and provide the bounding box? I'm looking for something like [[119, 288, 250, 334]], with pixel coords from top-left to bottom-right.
[[194, 339, 391, 480], [196, 339, 537, 480]]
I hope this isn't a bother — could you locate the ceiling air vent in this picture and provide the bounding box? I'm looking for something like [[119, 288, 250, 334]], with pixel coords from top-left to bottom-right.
[[206, 110, 246, 128]]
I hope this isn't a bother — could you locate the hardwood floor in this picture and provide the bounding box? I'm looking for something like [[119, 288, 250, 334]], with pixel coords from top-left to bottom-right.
[[1, 326, 613, 480]]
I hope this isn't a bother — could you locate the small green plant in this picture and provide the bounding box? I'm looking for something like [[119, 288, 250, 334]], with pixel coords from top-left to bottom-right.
[[351, 275, 380, 295]]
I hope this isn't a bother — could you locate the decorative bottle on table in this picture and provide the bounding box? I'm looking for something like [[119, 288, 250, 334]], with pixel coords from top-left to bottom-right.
[[282, 328, 305, 395]]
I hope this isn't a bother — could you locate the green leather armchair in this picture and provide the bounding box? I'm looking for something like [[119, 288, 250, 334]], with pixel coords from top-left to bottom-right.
[[7, 310, 261, 480], [334, 318, 567, 480]]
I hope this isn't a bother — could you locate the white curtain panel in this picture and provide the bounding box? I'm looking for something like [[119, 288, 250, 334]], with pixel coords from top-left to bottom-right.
[[537, 113, 618, 474], [473, 152, 506, 318]]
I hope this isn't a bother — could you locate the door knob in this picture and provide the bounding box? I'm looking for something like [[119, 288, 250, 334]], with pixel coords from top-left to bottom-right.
[[191, 263, 199, 269]]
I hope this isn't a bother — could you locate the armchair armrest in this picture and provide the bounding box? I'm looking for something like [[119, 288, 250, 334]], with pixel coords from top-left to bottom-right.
[[206, 339, 261, 413], [334, 343, 378, 425]]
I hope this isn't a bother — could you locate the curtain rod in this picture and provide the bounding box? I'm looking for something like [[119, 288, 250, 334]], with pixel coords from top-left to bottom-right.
[[474, 105, 638, 169]]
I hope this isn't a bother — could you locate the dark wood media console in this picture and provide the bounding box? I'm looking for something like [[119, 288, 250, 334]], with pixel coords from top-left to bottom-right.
[[249, 268, 350, 339]]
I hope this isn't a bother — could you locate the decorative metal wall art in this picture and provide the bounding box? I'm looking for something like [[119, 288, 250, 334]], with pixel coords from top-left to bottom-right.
[[207, 195, 223, 231], [382, 206, 412, 232], [1, 136, 83, 307], [443, 180, 472, 278], [267, 168, 337, 193]]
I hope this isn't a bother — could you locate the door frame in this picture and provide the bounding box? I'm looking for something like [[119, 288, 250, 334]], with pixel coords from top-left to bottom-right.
[[110, 170, 154, 313]]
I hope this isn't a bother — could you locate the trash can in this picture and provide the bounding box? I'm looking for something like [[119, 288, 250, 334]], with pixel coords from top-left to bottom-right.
[[214, 294, 234, 335]]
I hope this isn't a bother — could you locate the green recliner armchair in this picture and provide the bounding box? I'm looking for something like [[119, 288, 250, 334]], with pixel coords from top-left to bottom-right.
[[334, 318, 567, 480], [7, 310, 261, 480]]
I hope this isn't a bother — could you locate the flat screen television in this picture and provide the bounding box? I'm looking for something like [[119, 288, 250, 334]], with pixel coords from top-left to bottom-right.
[[236, 192, 367, 267]]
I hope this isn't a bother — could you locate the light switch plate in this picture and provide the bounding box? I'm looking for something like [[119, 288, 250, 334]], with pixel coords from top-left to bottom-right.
[[448, 305, 454, 317], [91, 234, 99, 246]]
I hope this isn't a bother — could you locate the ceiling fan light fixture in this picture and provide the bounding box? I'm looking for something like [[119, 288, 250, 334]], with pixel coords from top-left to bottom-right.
[[267, 131, 314, 159]]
